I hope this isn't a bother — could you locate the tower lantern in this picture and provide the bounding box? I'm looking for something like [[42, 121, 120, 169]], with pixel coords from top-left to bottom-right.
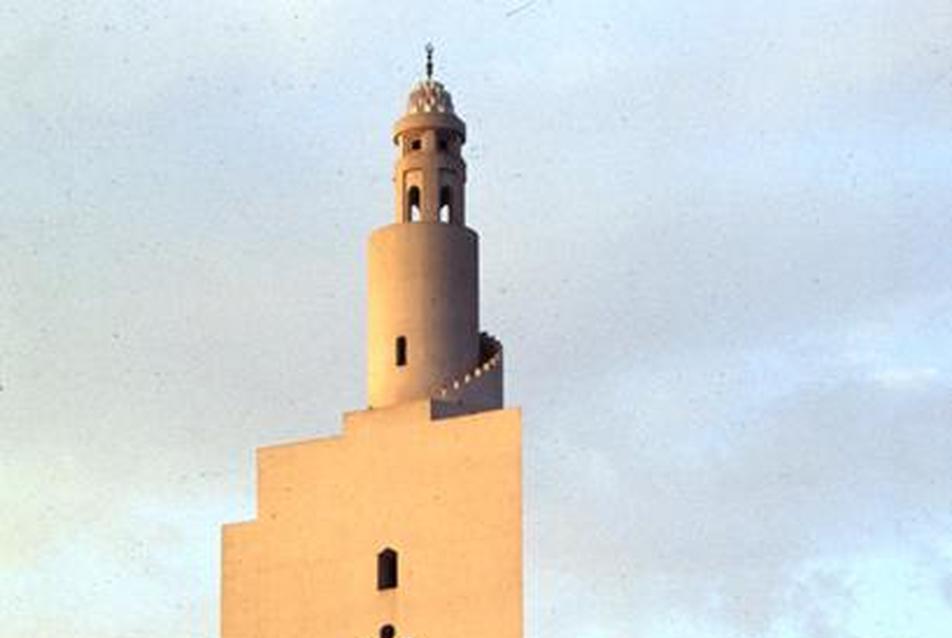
[[391, 45, 467, 225]]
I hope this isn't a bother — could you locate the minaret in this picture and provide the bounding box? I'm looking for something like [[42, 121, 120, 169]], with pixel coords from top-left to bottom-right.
[[221, 48, 521, 638], [367, 45, 502, 415]]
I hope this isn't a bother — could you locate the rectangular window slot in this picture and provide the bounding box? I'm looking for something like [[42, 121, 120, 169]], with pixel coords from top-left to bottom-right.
[[378, 549, 398, 590], [395, 336, 407, 367]]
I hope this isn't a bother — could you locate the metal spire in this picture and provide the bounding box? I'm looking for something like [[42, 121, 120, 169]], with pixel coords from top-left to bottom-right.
[[425, 42, 434, 80]]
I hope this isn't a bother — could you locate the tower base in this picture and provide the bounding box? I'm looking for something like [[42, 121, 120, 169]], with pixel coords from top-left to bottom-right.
[[221, 400, 523, 638]]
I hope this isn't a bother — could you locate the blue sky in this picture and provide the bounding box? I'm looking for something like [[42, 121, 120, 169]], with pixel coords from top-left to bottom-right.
[[2, 1, 951, 637]]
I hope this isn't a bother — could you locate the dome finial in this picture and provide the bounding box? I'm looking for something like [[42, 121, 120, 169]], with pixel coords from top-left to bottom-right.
[[425, 42, 434, 80]]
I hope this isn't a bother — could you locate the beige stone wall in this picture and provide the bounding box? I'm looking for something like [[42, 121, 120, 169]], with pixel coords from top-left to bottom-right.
[[366, 223, 480, 409], [221, 400, 522, 638]]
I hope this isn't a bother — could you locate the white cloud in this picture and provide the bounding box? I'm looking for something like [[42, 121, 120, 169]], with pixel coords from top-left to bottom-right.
[[872, 366, 940, 388]]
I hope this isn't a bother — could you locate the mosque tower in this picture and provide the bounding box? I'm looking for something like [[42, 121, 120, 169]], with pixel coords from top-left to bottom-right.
[[368, 43, 502, 415], [221, 47, 522, 638]]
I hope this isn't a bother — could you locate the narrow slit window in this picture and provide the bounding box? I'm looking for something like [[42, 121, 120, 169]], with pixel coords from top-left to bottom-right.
[[378, 548, 398, 590], [395, 337, 407, 367]]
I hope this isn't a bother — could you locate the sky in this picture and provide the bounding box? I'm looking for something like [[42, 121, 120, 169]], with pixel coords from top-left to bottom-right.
[[2, 1, 951, 636]]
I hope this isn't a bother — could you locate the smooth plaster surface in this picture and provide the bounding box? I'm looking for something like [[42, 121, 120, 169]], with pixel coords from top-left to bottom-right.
[[221, 401, 522, 638], [366, 222, 480, 409]]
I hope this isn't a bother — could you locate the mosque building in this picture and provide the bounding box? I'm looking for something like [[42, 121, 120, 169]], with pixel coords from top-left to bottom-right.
[[220, 48, 524, 638]]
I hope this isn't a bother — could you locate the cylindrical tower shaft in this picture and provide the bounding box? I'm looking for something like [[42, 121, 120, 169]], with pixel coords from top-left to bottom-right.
[[367, 223, 479, 407]]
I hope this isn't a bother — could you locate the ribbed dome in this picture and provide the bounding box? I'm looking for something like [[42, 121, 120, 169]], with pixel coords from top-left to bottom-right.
[[406, 79, 455, 115]]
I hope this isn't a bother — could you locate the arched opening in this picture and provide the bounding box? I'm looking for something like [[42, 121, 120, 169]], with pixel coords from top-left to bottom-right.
[[407, 186, 421, 222], [380, 625, 396, 638], [438, 186, 452, 223], [378, 548, 398, 590]]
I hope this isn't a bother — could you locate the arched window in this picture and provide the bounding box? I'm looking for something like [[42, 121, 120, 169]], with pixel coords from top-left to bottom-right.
[[438, 186, 452, 223], [407, 186, 421, 222], [380, 625, 396, 638], [378, 548, 398, 590]]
